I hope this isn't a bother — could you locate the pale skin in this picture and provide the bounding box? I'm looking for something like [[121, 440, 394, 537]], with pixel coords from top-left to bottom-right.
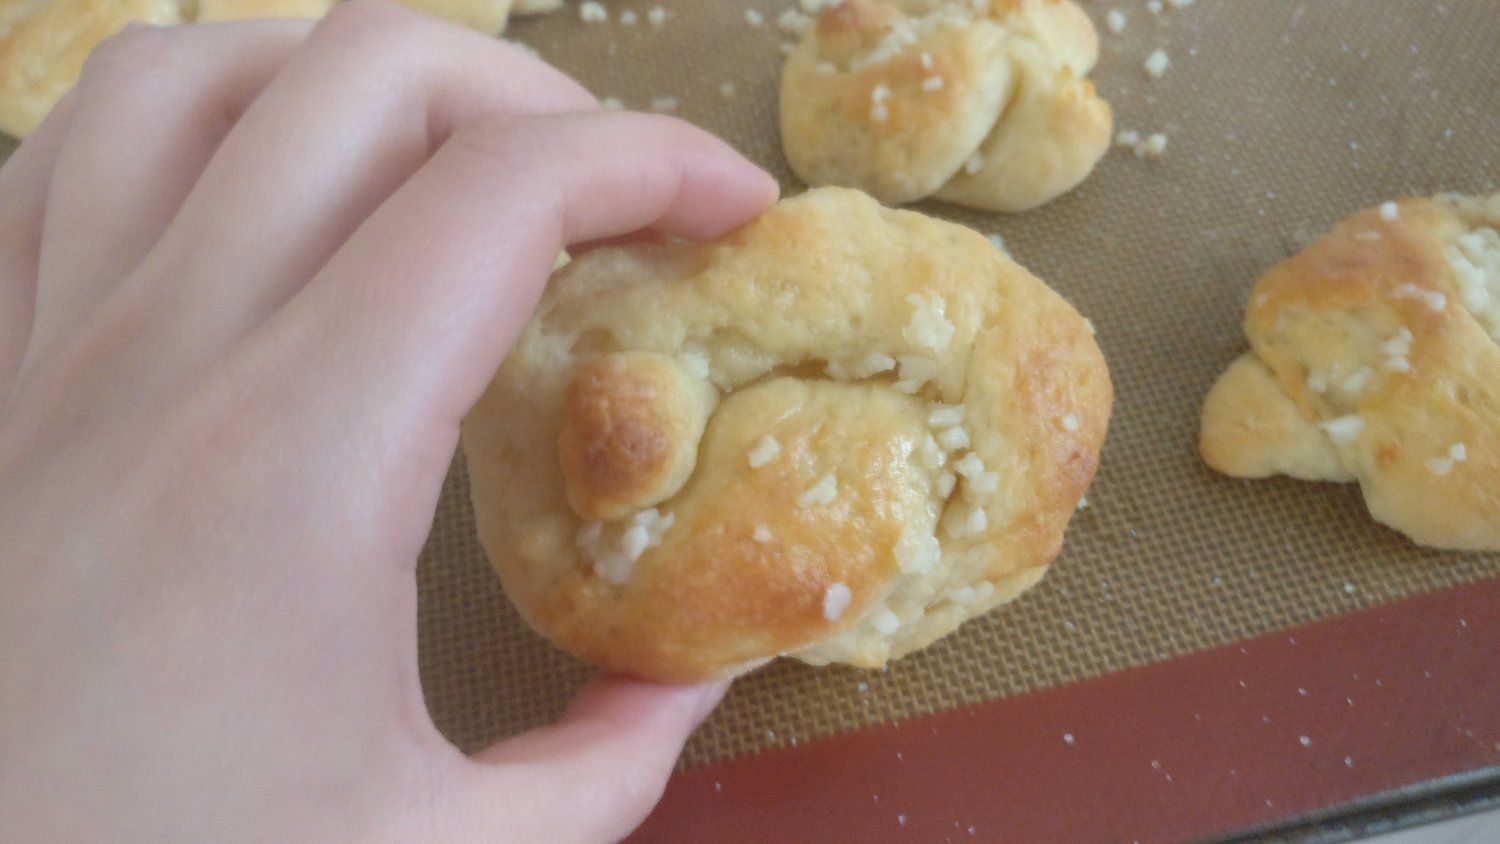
[[0, 3, 778, 841]]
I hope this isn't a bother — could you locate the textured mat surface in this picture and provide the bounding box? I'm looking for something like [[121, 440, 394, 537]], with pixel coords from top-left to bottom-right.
[[413, 0, 1500, 768]]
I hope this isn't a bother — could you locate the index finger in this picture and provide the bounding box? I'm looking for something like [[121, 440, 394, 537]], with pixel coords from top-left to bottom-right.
[[263, 109, 777, 431]]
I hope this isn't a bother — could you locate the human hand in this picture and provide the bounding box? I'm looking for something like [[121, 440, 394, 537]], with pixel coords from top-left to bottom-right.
[[0, 3, 777, 841]]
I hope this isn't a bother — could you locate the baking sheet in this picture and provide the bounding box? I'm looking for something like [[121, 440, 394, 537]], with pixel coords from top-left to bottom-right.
[[418, 0, 1500, 768]]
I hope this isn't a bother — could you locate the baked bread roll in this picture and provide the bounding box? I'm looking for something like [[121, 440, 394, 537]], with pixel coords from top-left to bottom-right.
[[196, 0, 335, 23], [510, 0, 557, 14], [779, 0, 1111, 212], [389, 0, 511, 34], [462, 187, 1111, 681], [1201, 193, 1500, 552], [0, 0, 565, 139], [0, 0, 182, 138]]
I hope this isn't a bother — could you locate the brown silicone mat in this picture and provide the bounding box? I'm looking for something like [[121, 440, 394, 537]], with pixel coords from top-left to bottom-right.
[[5, 1, 1495, 771], [416, 0, 1500, 768]]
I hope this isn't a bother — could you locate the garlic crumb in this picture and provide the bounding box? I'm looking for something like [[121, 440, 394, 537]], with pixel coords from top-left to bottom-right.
[[1144, 49, 1170, 79], [822, 583, 852, 621], [747, 435, 782, 468], [798, 474, 838, 508]]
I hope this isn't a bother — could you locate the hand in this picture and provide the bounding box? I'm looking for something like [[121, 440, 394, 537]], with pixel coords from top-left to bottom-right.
[[0, 3, 776, 841]]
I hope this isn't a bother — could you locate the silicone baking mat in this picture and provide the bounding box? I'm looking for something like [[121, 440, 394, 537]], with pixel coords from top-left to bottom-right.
[[416, 0, 1500, 770]]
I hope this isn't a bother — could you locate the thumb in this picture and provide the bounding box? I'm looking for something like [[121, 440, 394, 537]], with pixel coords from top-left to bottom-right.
[[454, 676, 726, 844]]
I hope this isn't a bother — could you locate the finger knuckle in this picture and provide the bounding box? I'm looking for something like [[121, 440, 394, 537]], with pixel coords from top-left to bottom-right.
[[442, 115, 530, 170], [312, 0, 420, 56]]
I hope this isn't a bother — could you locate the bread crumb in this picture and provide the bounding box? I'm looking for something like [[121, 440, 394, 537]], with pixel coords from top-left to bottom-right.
[[620, 524, 650, 560], [647, 6, 667, 27], [964, 153, 984, 175], [1390, 281, 1447, 311], [1168, 0, 1195, 7], [779, 42, 796, 55], [1144, 49, 1170, 79], [953, 452, 991, 484], [894, 526, 941, 574], [719, 81, 737, 98], [816, 61, 837, 75], [1146, 0, 1162, 14], [1060, 413, 1080, 432], [798, 473, 838, 507], [871, 607, 901, 635], [1320, 414, 1365, 443], [1380, 201, 1399, 221], [822, 582, 853, 621], [928, 403, 966, 428], [778, 8, 814, 34], [1383, 355, 1411, 372], [922, 75, 944, 91], [1446, 226, 1500, 341], [744, 8, 763, 26], [1380, 326, 1414, 356], [1138, 133, 1168, 158], [1340, 367, 1373, 393], [1299, 735, 1312, 747], [747, 435, 782, 468], [851, 351, 897, 378], [936, 425, 970, 451], [619, 9, 637, 25], [601, 97, 624, 111], [679, 350, 710, 379], [1117, 129, 1167, 158], [1077, 495, 1089, 510], [894, 355, 938, 393], [1063, 733, 1076, 745], [870, 83, 892, 122], [1083, 317, 1097, 335], [986, 233, 1008, 256], [920, 51, 934, 71], [1106, 9, 1125, 33], [579, 509, 674, 584], [1450, 442, 1468, 462], [579, 1, 606, 23], [904, 293, 955, 351], [936, 469, 957, 498], [1426, 456, 1455, 477], [753, 525, 774, 543], [963, 506, 988, 535], [650, 96, 678, 113]]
